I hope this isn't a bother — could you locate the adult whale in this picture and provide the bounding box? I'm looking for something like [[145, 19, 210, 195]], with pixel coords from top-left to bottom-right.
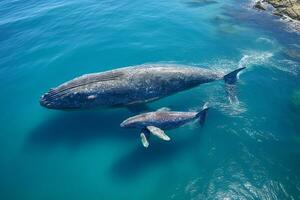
[[40, 64, 245, 109]]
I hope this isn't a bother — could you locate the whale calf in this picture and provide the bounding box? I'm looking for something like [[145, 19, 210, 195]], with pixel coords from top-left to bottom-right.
[[120, 104, 209, 148], [40, 64, 245, 109]]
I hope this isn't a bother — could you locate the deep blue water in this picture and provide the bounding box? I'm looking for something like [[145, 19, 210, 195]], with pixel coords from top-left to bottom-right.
[[1, 0, 300, 199]]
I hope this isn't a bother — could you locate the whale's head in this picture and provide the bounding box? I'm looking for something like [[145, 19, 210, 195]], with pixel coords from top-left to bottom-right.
[[120, 114, 148, 128], [40, 92, 72, 109], [120, 118, 138, 128], [39, 88, 92, 110]]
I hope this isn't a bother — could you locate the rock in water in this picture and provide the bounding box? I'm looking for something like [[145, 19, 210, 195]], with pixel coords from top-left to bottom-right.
[[254, 1, 267, 11], [265, 0, 300, 20], [272, 10, 284, 17]]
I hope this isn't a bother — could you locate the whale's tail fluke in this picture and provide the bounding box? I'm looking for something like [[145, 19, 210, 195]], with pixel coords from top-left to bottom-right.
[[223, 67, 246, 85], [196, 103, 209, 126], [223, 67, 246, 104]]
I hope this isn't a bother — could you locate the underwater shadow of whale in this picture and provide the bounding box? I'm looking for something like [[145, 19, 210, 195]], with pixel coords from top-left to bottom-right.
[[110, 132, 203, 180], [185, 0, 218, 8], [25, 109, 136, 151], [110, 108, 228, 180], [109, 117, 213, 180]]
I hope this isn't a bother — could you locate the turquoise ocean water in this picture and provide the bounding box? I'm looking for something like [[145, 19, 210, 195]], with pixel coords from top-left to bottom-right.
[[1, 0, 300, 199]]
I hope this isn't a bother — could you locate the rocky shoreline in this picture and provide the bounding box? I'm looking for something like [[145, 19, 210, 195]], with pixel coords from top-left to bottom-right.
[[254, 0, 300, 21]]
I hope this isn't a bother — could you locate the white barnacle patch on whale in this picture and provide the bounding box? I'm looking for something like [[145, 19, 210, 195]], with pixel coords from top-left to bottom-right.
[[87, 95, 97, 100]]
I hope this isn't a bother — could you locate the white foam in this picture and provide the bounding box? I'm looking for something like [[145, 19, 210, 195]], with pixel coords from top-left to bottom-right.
[[273, 59, 300, 76], [256, 37, 277, 47], [240, 50, 300, 75], [209, 93, 248, 116], [278, 15, 300, 35], [238, 51, 273, 69]]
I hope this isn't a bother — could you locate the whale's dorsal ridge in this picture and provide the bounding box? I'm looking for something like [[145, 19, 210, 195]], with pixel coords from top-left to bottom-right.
[[47, 71, 125, 97]]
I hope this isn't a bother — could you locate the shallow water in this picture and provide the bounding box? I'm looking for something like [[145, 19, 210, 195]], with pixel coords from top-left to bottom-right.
[[1, 0, 300, 199]]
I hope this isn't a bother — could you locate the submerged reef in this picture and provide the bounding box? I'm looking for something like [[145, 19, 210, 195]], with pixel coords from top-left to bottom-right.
[[291, 89, 300, 111], [284, 47, 300, 59], [254, 0, 300, 20]]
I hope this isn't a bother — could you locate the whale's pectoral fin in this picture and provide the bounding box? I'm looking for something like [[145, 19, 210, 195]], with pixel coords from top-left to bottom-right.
[[146, 126, 170, 141], [140, 129, 150, 148], [196, 102, 209, 126], [223, 67, 246, 104]]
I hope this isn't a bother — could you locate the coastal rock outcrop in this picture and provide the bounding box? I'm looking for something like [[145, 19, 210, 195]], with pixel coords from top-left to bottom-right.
[[254, 0, 300, 21], [254, 1, 267, 10], [267, 0, 300, 20]]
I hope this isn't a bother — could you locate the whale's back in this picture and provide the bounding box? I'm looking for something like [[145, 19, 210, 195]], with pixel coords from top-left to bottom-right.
[[40, 64, 220, 109]]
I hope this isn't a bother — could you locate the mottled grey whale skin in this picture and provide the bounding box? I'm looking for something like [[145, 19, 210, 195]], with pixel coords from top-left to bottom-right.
[[40, 64, 244, 109], [120, 105, 209, 148], [121, 110, 202, 130]]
